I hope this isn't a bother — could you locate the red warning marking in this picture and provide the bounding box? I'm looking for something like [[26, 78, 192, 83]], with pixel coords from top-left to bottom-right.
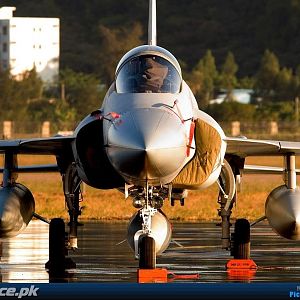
[[106, 112, 121, 119], [186, 121, 195, 156]]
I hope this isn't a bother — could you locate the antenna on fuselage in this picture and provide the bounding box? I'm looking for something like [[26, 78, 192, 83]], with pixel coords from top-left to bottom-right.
[[148, 0, 157, 45]]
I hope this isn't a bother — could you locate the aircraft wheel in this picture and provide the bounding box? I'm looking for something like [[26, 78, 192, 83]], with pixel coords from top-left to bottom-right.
[[45, 218, 66, 269], [45, 218, 75, 270], [231, 218, 250, 259], [139, 235, 156, 269]]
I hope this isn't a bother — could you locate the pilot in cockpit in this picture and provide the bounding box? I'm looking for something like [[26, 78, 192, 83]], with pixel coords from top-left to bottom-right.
[[136, 56, 168, 93]]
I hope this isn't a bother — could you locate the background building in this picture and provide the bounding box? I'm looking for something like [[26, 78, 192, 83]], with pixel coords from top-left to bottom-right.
[[0, 6, 59, 83], [210, 89, 254, 105]]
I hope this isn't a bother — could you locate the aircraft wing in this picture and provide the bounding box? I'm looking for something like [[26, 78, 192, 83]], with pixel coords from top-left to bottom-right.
[[243, 165, 300, 175], [0, 136, 75, 155], [224, 137, 300, 157]]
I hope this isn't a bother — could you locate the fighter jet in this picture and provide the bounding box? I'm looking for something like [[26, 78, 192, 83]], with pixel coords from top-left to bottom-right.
[[0, 0, 300, 270]]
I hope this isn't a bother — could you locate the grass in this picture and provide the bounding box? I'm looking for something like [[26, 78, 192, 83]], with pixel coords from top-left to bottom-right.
[[0, 154, 292, 222]]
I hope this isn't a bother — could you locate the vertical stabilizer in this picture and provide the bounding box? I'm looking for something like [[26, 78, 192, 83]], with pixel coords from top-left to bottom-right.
[[148, 0, 157, 45]]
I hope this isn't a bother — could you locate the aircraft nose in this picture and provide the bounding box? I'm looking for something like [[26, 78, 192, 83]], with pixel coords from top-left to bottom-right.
[[106, 108, 187, 184]]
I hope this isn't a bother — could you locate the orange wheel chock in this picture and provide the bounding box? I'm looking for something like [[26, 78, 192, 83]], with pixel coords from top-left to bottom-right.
[[137, 268, 168, 283], [226, 259, 258, 270]]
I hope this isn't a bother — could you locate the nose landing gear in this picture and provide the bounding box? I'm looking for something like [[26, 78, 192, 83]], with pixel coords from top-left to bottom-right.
[[128, 183, 172, 269]]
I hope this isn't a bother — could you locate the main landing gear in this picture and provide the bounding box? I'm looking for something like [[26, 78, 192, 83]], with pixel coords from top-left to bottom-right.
[[45, 218, 75, 271], [217, 159, 237, 251], [45, 163, 83, 272], [217, 159, 257, 272]]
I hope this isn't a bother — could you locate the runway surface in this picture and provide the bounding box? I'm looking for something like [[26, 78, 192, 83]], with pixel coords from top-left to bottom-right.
[[0, 220, 300, 283]]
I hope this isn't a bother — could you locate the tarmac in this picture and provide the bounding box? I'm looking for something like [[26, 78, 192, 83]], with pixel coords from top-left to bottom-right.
[[0, 220, 299, 283]]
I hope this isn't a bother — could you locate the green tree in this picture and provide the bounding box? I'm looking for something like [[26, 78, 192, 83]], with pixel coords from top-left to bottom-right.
[[239, 76, 254, 89], [26, 99, 56, 123], [205, 102, 256, 122], [275, 67, 294, 101], [53, 100, 77, 131], [97, 22, 143, 87], [255, 49, 280, 101], [59, 69, 105, 120], [16, 68, 45, 123], [189, 50, 218, 109], [294, 64, 300, 98], [256, 102, 295, 121], [0, 68, 43, 121], [16, 68, 43, 103], [0, 69, 14, 119], [219, 52, 238, 101]]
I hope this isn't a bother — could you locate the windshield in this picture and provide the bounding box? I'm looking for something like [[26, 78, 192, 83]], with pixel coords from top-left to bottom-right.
[[116, 55, 181, 93]]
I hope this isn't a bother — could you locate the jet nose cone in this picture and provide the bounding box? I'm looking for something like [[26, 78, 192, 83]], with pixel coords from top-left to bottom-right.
[[106, 108, 187, 184]]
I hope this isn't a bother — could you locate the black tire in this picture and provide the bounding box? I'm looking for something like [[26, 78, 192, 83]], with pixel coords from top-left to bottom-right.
[[139, 235, 156, 269], [45, 218, 76, 270], [45, 218, 66, 270], [231, 218, 250, 259]]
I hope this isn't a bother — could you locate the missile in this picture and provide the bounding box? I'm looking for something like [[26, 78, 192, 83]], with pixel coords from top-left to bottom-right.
[[0, 183, 35, 238], [265, 185, 300, 240]]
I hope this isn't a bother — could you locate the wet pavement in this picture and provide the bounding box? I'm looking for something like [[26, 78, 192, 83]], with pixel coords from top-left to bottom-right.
[[0, 220, 300, 283]]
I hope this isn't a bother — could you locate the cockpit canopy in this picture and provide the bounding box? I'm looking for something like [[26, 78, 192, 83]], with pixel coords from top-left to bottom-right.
[[115, 45, 182, 94]]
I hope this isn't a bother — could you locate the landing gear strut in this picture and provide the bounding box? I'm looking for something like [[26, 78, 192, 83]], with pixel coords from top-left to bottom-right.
[[136, 183, 157, 269], [217, 159, 236, 250], [46, 163, 83, 271], [134, 204, 158, 269], [63, 163, 83, 250]]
